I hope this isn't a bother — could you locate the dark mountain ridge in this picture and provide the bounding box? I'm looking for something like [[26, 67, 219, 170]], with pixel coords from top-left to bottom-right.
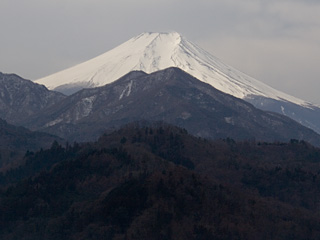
[[0, 72, 65, 125], [23, 67, 320, 146], [0, 118, 62, 170], [246, 95, 320, 134]]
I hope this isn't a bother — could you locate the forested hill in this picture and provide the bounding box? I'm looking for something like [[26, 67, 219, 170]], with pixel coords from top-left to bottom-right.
[[0, 118, 62, 170], [1, 123, 320, 239]]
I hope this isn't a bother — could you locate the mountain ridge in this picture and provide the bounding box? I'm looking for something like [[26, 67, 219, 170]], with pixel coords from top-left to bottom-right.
[[0, 118, 62, 170], [27, 67, 320, 145], [0, 72, 66, 125]]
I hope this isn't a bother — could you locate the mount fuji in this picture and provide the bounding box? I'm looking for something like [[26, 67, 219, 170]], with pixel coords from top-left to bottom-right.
[[35, 32, 320, 133]]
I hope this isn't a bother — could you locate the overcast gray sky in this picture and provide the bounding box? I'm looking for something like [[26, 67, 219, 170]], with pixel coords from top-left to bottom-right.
[[1, 0, 319, 104]]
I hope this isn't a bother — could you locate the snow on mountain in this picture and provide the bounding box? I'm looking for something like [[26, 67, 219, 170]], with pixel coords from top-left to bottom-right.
[[35, 32, 314, 107]]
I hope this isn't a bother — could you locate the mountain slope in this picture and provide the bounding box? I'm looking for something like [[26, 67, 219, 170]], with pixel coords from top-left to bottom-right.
[[0, 72, 66, 125], [27, 68, 320, 145], [0, 118, 62, 170], [34, 32, 320, 134], [34, 32, 310, 106], [245, 96, 320, 134], [1, 124, 320, 239]]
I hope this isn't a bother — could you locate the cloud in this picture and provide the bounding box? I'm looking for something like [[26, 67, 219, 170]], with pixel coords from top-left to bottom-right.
[[194, 0, 320, 103]]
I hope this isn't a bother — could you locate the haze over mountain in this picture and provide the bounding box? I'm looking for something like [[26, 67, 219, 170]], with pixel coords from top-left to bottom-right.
[[34, 32, 320, 134], [27, 68, 320, 146]]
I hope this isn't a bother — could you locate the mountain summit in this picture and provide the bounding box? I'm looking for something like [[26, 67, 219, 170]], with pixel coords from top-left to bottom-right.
[[35, 32, 320, 134], [35, 32, 307, 105]]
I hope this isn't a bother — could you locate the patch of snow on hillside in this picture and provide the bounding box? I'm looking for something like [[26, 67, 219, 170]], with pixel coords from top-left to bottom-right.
[[119, 80, 133, 100], [45, 118, 63, 127], [81, 96, 96, 117]]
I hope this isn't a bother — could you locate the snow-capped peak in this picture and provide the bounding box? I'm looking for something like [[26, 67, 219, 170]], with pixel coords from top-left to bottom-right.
[[35, 32, 311, 106]]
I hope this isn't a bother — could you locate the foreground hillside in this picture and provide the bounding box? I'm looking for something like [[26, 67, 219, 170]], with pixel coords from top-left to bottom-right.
[[1, 123, 320, 239], [0, 119, 62, 170]]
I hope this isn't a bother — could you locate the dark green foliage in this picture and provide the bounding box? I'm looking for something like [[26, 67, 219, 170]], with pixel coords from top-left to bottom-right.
[[0, 141, 81, 186], [100, 179, 148, 231], [1, 123, 320, 239], [0, 119, 62, 170]]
